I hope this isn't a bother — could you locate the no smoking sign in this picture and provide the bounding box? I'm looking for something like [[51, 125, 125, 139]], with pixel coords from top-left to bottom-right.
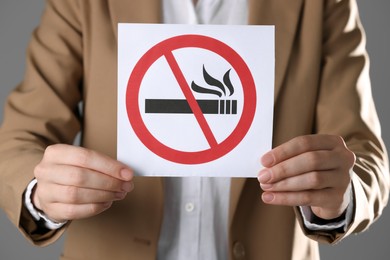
[[118, 24, 274, 177]]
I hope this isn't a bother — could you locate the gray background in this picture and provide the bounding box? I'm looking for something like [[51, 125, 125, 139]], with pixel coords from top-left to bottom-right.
[[0, 0, 389, 259]]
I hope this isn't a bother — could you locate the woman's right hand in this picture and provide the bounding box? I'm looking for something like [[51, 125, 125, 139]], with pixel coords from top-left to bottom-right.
[[32, 144, 134, 223]]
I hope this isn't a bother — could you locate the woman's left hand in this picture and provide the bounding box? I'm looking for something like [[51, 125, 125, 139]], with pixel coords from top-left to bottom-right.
[[258, 135, 355, 220]]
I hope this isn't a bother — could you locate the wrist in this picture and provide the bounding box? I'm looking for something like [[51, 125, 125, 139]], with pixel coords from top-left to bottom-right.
[[31, 180, 43, 212], [24, 179, 68, 230]]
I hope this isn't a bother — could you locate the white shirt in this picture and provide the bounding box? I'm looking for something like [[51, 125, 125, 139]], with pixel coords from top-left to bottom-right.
[[163, 0, 248, 25]]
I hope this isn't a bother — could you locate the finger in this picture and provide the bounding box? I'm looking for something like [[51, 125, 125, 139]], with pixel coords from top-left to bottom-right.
[[261, 135, 344, 167], [43, 144, 133, 181], [39, 184, 129, 204], [260, 170, 338, 192], [35, 163, 133, 192], [261, 190, 349, 220], [258, 150, 340, 184], [43, 202, 113, 223], [261, 189, 333, 207]]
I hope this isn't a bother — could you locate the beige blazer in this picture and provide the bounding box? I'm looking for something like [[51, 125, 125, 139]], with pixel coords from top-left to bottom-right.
[[0, 0, 388, 259]]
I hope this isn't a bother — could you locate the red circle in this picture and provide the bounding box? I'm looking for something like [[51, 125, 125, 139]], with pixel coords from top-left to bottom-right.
[[126, 34, 256, 164]]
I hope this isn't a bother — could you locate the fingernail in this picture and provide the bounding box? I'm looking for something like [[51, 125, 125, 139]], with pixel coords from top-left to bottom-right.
[[262, 193, 274, 203], [122, 182, 134, 192], [115, 192, 126, 199], [258, 169, 271, 183], [120, 169, 133, 181], [261, 153, 274, 166]]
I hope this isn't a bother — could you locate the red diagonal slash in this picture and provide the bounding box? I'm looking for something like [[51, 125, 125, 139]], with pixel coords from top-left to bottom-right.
[[164, 51, 218, 148]]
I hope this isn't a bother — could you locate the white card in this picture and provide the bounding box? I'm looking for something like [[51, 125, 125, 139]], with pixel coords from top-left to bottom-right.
[[118, 23, 274, 177]]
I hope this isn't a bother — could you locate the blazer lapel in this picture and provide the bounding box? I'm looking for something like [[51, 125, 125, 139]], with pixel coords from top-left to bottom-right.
[[229, 178, 246, 227], [248, 0, 304, 103], [107, 0, 162, 39]]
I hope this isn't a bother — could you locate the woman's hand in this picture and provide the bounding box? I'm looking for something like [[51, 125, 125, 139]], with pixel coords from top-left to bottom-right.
[[258, 135, 355, 220], [33, 144, 134, 223]]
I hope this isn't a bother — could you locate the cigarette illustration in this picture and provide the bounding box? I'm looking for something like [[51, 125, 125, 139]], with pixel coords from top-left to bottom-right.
[[145, 65, 237, 115], [145, 99, 237, 114]]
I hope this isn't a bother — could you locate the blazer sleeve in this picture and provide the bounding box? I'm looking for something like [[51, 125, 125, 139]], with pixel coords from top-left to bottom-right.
[[298, 0, 390, 244], [0, 0, 83, 246]]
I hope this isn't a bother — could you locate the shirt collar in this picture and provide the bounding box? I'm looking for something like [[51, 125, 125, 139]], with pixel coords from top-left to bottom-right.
[[163, 0, 248, 25]]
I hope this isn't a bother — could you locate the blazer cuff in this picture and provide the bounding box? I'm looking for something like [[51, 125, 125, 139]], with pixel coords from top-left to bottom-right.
[[299, 187, 354, 232]]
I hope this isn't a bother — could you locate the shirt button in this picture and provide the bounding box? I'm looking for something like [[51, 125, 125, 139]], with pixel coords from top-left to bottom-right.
[[185, 202, 195, 212], [233, 241, 246, 259]]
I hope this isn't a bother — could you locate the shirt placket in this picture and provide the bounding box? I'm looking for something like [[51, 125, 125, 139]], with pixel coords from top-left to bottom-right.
[[178, 177, 202, 259]]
